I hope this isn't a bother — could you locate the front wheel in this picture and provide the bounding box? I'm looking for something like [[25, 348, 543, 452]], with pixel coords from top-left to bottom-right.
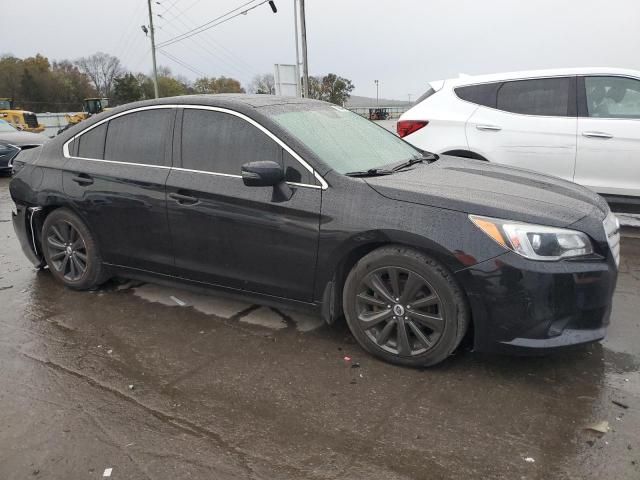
[[343, 246, 469, 367], [41, 208, 106, 290]]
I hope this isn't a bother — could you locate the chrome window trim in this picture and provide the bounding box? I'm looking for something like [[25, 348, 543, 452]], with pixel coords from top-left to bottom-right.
[[62, 104, 328, 190]]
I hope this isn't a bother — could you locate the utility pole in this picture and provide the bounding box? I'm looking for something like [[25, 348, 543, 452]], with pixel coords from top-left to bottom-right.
[[299, 0, 309, 97], [147, 0, 159, 98], [293, 0, 301, 97], [375, 80, 379, 107]]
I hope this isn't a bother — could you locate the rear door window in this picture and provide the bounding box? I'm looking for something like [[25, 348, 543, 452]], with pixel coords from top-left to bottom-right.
[[496, 78, 571, 117], [181, 109, 281, 175], [104, 109, 173, 166]]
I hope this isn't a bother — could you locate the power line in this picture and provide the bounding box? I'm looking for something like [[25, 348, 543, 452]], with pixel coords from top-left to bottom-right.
[[157, 0, 258, 47], [158, 0, 182, 16], [159, 7, 256, 73], [156, 12, 255, 80], [157, 0, 268, 48], [157, 49, 207, 77]]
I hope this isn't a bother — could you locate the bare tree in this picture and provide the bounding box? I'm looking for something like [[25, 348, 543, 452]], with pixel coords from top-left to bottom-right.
[[248, 73, 275, 94], [75, 52, 123, 97]]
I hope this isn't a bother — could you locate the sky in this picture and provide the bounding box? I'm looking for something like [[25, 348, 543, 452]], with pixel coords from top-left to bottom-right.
[[2, 0, 640, 100]]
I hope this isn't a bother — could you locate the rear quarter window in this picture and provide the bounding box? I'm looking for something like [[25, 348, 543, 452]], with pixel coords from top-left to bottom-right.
[[77, 123, 107, 159], [455, 83, 500, 108]]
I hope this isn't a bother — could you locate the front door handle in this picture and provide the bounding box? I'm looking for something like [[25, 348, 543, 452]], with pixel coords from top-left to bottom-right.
[[582, 131, 613, 139], [475, 124, 502, 132], [71, 174, 94, 186], [169, 192, 199, 205]]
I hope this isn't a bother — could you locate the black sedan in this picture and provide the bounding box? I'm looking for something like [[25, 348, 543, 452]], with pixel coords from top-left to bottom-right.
[[9, 95, 619, 367], [0, 119, 48, 174]]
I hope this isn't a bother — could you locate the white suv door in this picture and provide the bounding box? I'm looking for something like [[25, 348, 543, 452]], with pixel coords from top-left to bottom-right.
[[465, 77, 578, 181], [575, 76, 640, 197]]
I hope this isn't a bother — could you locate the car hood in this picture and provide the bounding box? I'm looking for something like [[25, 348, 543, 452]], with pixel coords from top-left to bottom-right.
[[0, 131, 48, 147], [365, 155, 609, 227]]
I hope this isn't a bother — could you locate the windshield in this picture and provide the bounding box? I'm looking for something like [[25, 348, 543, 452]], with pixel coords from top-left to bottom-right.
[[0, 119, 16, 133], [268, 105, 420, 174], [0, 100, 12, 110]]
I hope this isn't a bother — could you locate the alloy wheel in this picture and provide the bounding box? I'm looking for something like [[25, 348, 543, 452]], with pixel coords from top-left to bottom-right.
[[46, 220, 88, 282], [355, 266, 444, 356]]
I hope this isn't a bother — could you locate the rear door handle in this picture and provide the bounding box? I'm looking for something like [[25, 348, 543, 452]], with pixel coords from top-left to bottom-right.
[[582, 131, 613, 139], [71, 174, 94, 186], [168, 192, 199, 205], [475, 124, 502, 132]]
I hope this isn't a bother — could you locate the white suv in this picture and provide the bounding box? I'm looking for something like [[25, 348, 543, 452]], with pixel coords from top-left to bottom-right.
[[398, 68, 640, 199]]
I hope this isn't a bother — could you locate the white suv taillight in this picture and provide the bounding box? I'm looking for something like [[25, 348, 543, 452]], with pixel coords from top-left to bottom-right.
[[397, 120, 428, 138]]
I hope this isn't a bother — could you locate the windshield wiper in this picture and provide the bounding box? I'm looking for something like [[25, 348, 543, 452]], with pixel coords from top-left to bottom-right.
[[344, 168, 393, 177], [391, 153, 439, 172]]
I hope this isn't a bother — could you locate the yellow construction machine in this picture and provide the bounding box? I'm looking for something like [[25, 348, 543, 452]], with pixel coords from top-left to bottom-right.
[[0, 98, 46, 133], [63, 98, 110, 129]]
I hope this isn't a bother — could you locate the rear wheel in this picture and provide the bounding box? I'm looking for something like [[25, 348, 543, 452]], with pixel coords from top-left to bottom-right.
[[42, 208, 105, 290], [343, 246, 469, 367]]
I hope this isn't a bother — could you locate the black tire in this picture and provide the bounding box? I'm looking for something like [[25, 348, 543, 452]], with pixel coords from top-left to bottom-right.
[[343, 246, 469, 367], [41, 208, 106, 290]]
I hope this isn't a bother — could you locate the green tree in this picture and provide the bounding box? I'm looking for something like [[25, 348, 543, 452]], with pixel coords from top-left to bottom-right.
[[113, 73, 144, 104], [193, 76, 245, 94], [0, 55, 22, 101], [51, 60, 97, 110], [321, 73, 354, 105], [0, 54, 97, 112], [307, 73, 354, 105], [140, 67, 188, 98]]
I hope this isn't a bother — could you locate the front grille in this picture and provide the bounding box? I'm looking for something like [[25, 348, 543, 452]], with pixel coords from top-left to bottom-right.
[[603, 212, 620, 267], [23, 113, 38, 128]]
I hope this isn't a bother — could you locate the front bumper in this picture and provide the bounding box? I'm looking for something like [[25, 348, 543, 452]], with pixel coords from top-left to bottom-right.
[[12, 205, 45, 268], [455, 251, 617, 354]]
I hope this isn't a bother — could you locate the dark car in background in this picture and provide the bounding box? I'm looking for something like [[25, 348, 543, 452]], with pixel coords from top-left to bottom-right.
[[9, 95, 620, 367], [0, 119, 48, 175]]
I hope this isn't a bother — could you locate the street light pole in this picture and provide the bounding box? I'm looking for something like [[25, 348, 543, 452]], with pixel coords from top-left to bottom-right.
[[375, 79, 379, 107], [299, 0, 309, 97], [147, 0, 159, 98], [293, 0, 301, 97]]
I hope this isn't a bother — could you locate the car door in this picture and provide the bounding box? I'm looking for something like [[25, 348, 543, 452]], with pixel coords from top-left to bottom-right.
[[166, 107, 322, 302], [63, 107, 176, 273], [465, 77, 577, 181], [575, 75, 640, 197]]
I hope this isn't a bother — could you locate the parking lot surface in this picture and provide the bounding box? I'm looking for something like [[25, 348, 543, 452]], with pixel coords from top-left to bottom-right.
[[1, 177, 639, 480]]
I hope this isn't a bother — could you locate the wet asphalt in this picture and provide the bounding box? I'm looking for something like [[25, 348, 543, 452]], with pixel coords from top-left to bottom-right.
[[0, 176, 639, 480]]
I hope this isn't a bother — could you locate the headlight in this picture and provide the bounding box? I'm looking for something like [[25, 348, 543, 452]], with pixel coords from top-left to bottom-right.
[[470, 215, 594, 261]]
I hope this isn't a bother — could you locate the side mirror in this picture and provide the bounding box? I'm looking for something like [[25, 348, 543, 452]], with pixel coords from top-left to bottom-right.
[[241, 161, 284, 187]]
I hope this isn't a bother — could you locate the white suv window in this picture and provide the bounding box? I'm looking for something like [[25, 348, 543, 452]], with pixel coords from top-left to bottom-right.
[[585, 76, 640, 119]]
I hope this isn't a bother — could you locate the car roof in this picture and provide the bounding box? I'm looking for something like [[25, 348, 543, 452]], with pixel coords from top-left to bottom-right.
[[442, 67, 640, 87], [117, 94, 327, 110]]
